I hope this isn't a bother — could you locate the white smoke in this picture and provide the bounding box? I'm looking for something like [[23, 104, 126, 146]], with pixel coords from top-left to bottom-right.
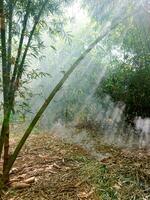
[[134, 117, 150, 148]]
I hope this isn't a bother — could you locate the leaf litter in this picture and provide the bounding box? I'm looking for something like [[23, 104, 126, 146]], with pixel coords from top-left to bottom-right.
[[0, 131, 150, 200]]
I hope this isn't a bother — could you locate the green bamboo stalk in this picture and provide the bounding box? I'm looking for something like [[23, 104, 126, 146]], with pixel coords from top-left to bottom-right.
[[3, 21, 117, 176]]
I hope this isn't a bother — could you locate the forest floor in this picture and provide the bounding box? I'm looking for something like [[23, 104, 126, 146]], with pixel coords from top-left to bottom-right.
[[1, 130, 150, 200]]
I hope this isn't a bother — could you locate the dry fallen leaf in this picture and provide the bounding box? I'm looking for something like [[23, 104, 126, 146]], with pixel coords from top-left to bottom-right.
[[45, 165, 53, 170], [61, 166, 70, 172], [38, 154, 49, 160], [113, 183, 121, 190], [10, 178, 20, 183], [24, 177, 36, 184], [53, 163, 61, 169], [10, 167, 19, 174], [77, 191, 88, 198], [77, 188, 94, 199], [17, 173, 27, 179], [11, 182, 31, 189]]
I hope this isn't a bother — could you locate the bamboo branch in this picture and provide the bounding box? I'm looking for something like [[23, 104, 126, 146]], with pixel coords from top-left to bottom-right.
[[7, 0, 13, 82], [16, 0, 49, 82], [10, 0, 31, 89], [0, 0, 8, 95]]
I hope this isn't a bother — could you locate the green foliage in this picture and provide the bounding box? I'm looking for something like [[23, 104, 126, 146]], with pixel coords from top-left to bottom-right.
[[96, 10, 150, 122], [97, 64, 150, 121], [0, 0, 74, 121]]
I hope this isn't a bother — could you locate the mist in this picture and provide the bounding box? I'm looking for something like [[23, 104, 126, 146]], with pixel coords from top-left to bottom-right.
[[18, 0, 148, 150], [1, 0, 149, 149]]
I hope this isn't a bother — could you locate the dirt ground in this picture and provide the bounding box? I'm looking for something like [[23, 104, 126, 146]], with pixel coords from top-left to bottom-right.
[[1, 132, 150, 200]]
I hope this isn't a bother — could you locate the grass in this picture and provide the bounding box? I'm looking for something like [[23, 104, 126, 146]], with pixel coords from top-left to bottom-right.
[[78, 153, 150, 200]]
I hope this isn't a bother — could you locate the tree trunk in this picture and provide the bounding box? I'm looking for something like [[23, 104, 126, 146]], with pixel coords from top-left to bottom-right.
[[0, 115, 10, 189], [0, 174, 5, 195], [3, 123, 10, 181], [0, 113, 10, 163], [0, 0, 10, 159]]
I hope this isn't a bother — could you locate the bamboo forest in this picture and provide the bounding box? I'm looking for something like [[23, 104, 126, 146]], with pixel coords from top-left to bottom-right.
[[0, 0, 150, 199]]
